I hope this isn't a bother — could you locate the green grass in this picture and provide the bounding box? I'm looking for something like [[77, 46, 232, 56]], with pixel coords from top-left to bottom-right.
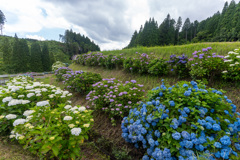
[[99, 42, 240, 58]]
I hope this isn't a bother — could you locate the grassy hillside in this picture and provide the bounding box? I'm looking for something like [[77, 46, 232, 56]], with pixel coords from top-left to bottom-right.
[[0, 35, 71, 64], [100, 42, 240, 58]]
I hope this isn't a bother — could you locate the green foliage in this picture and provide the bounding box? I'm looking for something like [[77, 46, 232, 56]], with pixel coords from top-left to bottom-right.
[[12, 104, 93, 159], [52, 61, 66, 72], [69, 72, 102, 94], [148, 59, 168, 76]]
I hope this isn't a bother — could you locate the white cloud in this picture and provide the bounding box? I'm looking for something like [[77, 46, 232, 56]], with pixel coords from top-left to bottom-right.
[[26, 35, 45, 41], [1, 0, 240, 50]]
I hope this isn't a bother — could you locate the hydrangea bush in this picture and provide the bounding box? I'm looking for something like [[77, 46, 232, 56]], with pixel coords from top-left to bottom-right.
[[167, 54, 188, 78], [0, 76, 71, 135], [222, 49, 240, 81], [52, 61, 66, 72], [148, 59, 168, 76], [86, 78, 145, 125], [55, 67, 73, 81], [12, 104, 93, 159], [121, 80, 240, 160], [69, 72, 102, 94], [188, 47, 227, 80]]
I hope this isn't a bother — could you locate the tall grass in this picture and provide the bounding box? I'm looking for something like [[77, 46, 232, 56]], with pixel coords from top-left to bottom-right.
[[99, 42, 240, 58]]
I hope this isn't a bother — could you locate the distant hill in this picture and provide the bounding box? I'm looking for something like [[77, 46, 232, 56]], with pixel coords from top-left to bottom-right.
[[0, 35, 70, 63]]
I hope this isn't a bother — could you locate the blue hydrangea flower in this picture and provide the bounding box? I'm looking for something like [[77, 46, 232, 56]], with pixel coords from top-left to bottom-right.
[[154, 130, 161, 138], [169, 100, 175, 107], [181, 131, 190, 140], [212, 124, 221, 131], [214, 142, 222, 148], [220, 136, 231, 146], [172, 132, 181, 140], [170, 118, 179, 129]]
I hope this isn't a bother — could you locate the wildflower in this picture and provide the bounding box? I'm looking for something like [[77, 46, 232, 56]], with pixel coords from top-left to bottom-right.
[[71, 128, 82, 136]]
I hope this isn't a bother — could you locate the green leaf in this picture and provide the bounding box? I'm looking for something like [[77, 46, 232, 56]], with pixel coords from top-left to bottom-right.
[[52, 145, 59, 157]]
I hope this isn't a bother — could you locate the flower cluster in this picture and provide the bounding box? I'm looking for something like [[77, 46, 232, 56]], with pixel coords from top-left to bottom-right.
[[0, 76, 72, 135], [86, 78, 144, 125], [167, 54, 189, 78], [55, 67, 73, 81], [188, 47, 227, 80], [121, 80, 240, 160], [52, 61, 66, 72], [222, 49, 240, 81]]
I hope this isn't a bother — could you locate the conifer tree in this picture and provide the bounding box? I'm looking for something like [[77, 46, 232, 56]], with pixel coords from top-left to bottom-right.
[[30, 42, 43, 72], [18, 39, 29, 72], [2, 38, 11, 66], [41, 43, 51, 71]]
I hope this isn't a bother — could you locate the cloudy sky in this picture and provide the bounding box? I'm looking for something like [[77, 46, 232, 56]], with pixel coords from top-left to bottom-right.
[[1, 0, 238, 50]]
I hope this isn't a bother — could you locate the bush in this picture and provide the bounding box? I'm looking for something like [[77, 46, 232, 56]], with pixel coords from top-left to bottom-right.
[[69, 72, 102, 94], [187, 47, 227, 81], [11, 103, 93, 159], [55, 67, 72, 81], [86, 78, 145, 125], [167, 54, 189, 78], [148, 59, 168, 76], [0, 76, 72, 135], [222, 49, 240, 81], [52, 61, 66, 72], [121, 80, 240, 160]]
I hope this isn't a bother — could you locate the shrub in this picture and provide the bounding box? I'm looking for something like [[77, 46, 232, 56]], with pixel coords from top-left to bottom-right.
[[69, 72, 102, 94], [148, 59, 168, 76], [55, 67, 72, 81], [167, 54, 189, 78], [0, 76, 72, 135], [121, 80, 240, 160], [86, 78, 145, 125], [52, 61, 66, 72], [222, 49, 240, 81], [11, 104, 93, 159], [62, 70, 84, 90], [187, 47, 227, 81]]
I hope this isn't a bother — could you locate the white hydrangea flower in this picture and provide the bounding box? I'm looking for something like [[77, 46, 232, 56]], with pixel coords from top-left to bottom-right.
[[68, 101, 72, 104], [25, 86, 34, 90], [8, 99, 22, 106], [9, 135, 15, 139], [67, 93, 72, 96], [0, 115, 5, 119], [64, 105, 72, 110], [41, 88, 48, 92], [235, 62, 239, 65], [5, 114, 17, 120], [70, 106, 79, 111], [68, 124, 75, 128], [22, 100, 30, 104], [63, 116, 73, 121], [71, 128, 82, 136], [26, 115, 33, 121], [73, 111, 79, 114], [2, 96, 12, 103], [48, 94, 55, 98], [55, 90, 62, 94], [23, 110, 35, 117], [18, 95, 25, 98], [230, 64, 235, 67], [13, 119, 26, 126], [222, 71, 228, 73], [237, 56, 240, 58], [78, 106, 86, 112], [228, 51, 236, 54], [224, 55, 230, 58], [27, 93, 35, 98], [36, 101, 50, 107], [11, 86, 20, 92], [60, 95, 66, 98], [36, 93, 42, 96]]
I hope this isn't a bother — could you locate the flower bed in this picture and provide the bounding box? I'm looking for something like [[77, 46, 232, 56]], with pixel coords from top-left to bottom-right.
[[0, 76, 93, 159]]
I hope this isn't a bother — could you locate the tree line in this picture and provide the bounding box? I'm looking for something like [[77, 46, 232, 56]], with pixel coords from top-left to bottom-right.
[[126, 0, 240, 48], [60, 29, 100, 57], [1, 35, 54, 73]]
